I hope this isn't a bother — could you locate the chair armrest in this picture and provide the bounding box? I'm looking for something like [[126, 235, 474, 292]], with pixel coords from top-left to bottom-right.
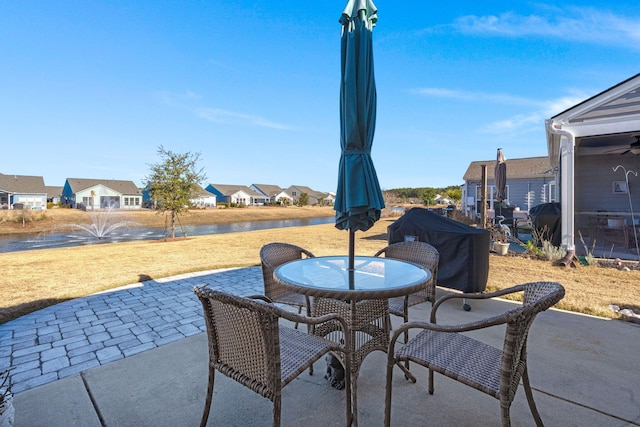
[[430, 285, 525, 323], [389, 311, 519, 351], [248, 294, 274, 303], [373, 247, 386, 257], [271, 306, 351, 352]]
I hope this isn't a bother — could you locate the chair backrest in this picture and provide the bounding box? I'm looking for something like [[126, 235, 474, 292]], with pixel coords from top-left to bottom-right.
[[260, 243, 315, 300], [374, 241, 439, 282], [500, 281, 565, 403], [194, 287, 282, 402]]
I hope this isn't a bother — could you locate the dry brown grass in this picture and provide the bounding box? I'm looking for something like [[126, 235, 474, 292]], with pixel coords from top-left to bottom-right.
[[1, 208, 638, 324]]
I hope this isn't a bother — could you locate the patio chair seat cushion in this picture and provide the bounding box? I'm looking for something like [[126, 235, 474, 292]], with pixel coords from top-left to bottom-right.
[[273, 291, 308, 308], [387, 293, 431, 317], [279, 326, 336, 386], [395, 329, 502, 398]]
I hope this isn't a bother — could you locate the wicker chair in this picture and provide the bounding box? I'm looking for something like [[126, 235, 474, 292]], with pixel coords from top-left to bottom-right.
[[260, 242, 314, 320], [374, 241, 439, 340], [193, 287, 352, 427], [384, 281, 565, 427]]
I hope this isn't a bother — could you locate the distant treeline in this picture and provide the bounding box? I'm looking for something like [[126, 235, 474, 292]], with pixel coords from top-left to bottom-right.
[[384, 186, 462, 206]]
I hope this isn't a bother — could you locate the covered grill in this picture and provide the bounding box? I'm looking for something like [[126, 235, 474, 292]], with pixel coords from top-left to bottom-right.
[[387, 208, 489, 294]]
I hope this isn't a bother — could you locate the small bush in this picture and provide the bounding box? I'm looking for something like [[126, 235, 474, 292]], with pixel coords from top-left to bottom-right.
[[540, 240, 566, 262]]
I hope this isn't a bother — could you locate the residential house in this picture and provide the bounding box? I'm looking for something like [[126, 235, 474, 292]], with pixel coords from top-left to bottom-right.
[[190, 185, 217, 208], [0, 173, 47, 209], [62, 178, 142, 210], [546, 73, 640, 255], [461, 156, 555, 218], [45, 186, 63, 205], [250, 184, 292, 205], [434, 194, 453, 205], [285, 185, 330, 206], [205, 184, 265, 205]]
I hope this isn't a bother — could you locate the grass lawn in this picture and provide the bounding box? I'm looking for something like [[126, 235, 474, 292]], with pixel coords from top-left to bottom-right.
[[1, 206, 638, 324]]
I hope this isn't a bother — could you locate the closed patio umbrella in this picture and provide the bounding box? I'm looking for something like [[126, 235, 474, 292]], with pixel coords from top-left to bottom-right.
[[494, 148, 507, 216], [334, 0, 384, 274]]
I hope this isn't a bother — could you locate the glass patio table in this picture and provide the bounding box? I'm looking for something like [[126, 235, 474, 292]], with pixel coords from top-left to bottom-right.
[[274, 255, 430, 426]]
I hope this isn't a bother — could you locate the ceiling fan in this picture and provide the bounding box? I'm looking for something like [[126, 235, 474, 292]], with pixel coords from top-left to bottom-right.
[[604, 135, 640, 155], [623, 135, 640, 155]]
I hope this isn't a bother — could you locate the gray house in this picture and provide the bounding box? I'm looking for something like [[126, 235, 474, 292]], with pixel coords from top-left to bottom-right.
[[462, 156, 556, 218], [0, 173, 47, 210], [285, 185, 332, 206], [546, 73, 640, 256], [45, 186, 63, 205], [250, 184, 292, 205], [62, 178, 142, 210]]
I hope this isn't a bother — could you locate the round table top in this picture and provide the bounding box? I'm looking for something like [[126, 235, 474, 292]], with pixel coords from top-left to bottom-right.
[[274, 255, 431, 300]]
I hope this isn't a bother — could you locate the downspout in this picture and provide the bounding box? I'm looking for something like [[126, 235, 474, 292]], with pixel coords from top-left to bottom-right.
[[545, 119, 576, 258]]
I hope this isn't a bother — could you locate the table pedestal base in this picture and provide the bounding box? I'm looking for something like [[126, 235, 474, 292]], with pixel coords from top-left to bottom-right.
[[313, 297, 390, 426]]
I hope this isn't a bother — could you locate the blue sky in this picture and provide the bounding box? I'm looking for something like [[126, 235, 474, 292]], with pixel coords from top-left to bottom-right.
[[2, 1, 640, 193]]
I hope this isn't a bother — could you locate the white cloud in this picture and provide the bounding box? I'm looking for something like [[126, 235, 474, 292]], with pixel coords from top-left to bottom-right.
[[480, 94, 588, 134], [453, 6, 640, 46], [195, 107, 292, 130], [157, 91, 292, 130], [412, 87, 542, 107]]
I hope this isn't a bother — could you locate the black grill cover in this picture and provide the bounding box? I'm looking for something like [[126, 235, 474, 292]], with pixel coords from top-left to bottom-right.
[[529, 203, 561, 247], [387, 208, 489, 293]]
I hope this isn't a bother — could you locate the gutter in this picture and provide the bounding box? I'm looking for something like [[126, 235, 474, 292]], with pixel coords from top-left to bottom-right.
[[545, 120, 577, 265]]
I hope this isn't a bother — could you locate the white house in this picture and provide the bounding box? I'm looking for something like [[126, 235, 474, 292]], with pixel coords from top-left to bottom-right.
[[190, 185, 217, 208], [62, 178, 142, 210], [205, 184, 265, 205]]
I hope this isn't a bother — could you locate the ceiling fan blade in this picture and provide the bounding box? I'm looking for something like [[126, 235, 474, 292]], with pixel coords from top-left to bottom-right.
[[620, 149, 631, 155]]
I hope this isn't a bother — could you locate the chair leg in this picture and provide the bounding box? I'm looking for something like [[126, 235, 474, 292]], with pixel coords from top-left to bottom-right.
[[200, 367, 215, 427], [402, 307, 410, 372], [294, 306, 302, 329], [522, 366, 544, 426], [384, 354, 395, 427], [500, 404, 512, 427], [428, 368, 434, 394], [273, 395, 281, 427], [343, 354, 353, 427]]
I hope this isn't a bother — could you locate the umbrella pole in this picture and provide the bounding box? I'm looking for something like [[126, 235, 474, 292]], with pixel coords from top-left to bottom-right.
[[349, 229, 355, 289], [348, 229, 355, 271]]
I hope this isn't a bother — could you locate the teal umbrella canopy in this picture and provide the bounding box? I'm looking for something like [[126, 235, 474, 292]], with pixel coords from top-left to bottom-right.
[[334, 0, 384, 233]]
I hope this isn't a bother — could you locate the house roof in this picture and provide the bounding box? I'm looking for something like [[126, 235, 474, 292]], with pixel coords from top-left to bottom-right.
[[251, 184, 287, 198], [287, 185, 324, 198], [45, 186, 63, 197], [65, 178, 141, 195], [0, 173, 46, 194], [190, 184, 215, 198], [546, 73, 640, 166], [463, 156, 552, 182], [208, 184, 264, 198]]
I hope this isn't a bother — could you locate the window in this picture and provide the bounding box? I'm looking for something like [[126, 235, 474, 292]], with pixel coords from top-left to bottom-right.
[[475, 185, 509, 210]]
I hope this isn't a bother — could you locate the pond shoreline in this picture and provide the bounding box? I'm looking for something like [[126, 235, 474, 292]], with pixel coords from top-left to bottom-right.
[[0, 206, 336, 236]]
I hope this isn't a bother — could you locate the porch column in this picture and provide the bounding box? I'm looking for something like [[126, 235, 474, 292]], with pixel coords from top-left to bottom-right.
[[559, 133, 575, 252]]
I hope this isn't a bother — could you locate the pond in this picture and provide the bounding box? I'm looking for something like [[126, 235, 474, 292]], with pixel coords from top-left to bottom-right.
[[0, 217, 335, 253]]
